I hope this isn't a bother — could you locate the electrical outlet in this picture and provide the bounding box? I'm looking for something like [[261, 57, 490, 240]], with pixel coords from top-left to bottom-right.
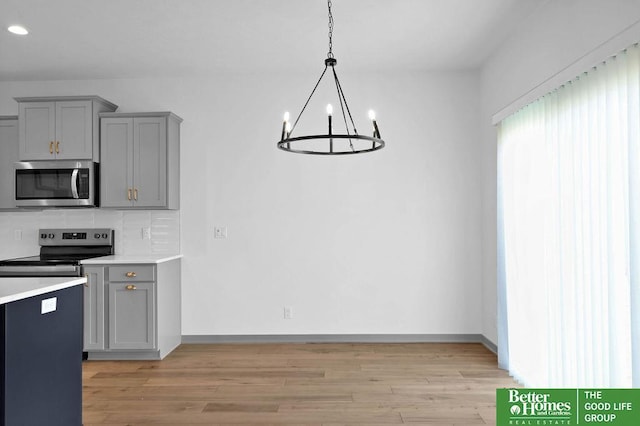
[[284, 306, 293, 319], [141, 227, 151, 240], [13, 229, 22, 241], [214, 226, 227, 239]]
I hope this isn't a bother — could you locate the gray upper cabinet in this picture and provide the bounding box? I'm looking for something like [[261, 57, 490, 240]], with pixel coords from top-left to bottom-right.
[[15, 96, 117, 161], [100, 112, 181, 209], [0, 116, 18, 210]]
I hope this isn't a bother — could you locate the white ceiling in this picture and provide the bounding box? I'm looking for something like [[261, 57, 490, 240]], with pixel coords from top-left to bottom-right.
[[0, 0, 546, 81]]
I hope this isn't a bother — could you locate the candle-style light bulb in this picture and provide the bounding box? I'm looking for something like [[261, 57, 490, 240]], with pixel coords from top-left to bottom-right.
[[281, 111, 290, 140], [369, 109, 380, 139], [327, 104, 334, 152]]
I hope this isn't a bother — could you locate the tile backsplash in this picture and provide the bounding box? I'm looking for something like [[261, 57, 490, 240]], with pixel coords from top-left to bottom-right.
[[0, 209, 180, 259]]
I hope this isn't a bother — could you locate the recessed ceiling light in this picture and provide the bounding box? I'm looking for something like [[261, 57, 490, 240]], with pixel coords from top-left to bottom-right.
[[8, 25, 29, 35]]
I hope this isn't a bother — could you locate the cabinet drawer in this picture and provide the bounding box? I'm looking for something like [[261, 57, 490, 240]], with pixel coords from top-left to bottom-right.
[[108, 265, 155, 282]]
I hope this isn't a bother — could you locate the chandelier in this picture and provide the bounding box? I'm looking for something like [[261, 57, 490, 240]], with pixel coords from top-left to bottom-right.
[[277, 0, 385, 155]]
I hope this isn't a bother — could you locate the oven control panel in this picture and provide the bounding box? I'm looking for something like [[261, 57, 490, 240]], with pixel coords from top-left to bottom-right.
[[39, 228, 114, 246]]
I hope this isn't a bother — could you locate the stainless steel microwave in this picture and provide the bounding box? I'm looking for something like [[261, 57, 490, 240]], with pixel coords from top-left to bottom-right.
[[14, 160, 98, 207]]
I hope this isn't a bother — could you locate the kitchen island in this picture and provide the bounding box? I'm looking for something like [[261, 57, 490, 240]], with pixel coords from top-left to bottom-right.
[[0, 276, 86, 426]]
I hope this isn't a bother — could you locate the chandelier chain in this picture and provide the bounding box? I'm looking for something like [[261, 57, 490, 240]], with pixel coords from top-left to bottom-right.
[[327, 0, 334, 59]]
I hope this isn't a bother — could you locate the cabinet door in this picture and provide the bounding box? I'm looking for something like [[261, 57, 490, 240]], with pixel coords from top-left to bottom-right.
[[18, 101, 56, 160], [133, 117, 167, 207], [0, 118, 18, 209], [83, 267, 105, 351], [100, 117, 134, 207], [55, 100, 93, 159], [108, 281, 155, 350]]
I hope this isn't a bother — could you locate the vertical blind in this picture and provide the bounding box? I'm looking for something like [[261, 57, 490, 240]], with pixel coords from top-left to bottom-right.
[[498, 43, 640, 387]]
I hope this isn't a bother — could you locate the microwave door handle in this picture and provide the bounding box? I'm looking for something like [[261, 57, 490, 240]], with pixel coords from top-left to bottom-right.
[[71, 169, 79, 199]]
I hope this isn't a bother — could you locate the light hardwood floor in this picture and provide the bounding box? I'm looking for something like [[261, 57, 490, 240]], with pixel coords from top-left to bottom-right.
[[83, 343, 518, 425]]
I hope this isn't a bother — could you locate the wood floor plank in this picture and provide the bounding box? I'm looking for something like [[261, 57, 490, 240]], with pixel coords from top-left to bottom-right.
[[203, 402, 280, 413], [92, 367, 325, 379], [400, 408, 486, 424], [84, 385, 220, 401], [144, 376, 287, 386], [83, 342, 518, 424], [83, 399, 208, 413]]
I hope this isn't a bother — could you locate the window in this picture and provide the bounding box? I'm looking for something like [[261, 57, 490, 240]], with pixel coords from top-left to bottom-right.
[[497, 44, 640, 387]]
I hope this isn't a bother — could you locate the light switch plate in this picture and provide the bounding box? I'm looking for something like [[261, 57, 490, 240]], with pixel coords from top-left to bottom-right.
[[284, 306, 293, 319], [141, 227, 151, 240], [214, 226, 227, 239]]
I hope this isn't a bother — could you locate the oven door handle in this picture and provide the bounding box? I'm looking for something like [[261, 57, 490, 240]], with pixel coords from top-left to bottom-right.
[[71, 169, 79, 199], [0, 264, 80, 275]]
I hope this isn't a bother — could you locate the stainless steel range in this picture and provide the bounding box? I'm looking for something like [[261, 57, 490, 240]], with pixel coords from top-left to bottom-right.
[[0, 228, 114, 277]]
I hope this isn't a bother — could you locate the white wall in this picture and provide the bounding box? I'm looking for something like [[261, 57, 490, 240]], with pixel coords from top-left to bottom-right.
[[479, 0, 640, 344], [0, 69, 483, 336]]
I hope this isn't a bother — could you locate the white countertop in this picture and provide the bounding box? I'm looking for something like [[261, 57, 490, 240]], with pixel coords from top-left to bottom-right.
[[81, 254, 183, 265], [0, 277, 87, 305]]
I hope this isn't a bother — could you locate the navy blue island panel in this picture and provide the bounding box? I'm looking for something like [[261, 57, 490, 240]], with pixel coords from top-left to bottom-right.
[[0, 284, 83, 426]]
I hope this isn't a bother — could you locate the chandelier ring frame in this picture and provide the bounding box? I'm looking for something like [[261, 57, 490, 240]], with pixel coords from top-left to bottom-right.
[[277, 134, 385, 155]]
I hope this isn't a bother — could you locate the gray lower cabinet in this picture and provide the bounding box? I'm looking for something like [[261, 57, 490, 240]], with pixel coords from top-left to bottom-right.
[[99, 112, 181, 209], [83, 266, 105, 351], [0, 116, 18, 210], [83, 258, 181, 360]]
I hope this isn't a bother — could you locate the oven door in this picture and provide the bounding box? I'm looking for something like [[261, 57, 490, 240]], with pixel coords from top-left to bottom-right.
[[14, 160, 97, 207]]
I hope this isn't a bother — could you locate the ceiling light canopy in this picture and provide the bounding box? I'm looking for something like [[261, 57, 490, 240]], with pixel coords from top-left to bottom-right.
[[8, 25, 28, 35], [277, 0, 385, 155]]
